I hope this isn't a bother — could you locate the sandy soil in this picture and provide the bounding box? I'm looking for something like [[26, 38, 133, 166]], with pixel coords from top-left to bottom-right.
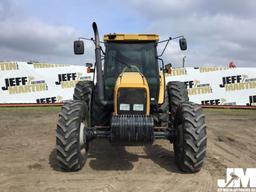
[[0, 107, 255, 192]]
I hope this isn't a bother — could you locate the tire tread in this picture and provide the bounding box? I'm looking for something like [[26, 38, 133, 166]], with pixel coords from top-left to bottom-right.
[[174, 101, 207, 173], [56, 100, 87, 171]]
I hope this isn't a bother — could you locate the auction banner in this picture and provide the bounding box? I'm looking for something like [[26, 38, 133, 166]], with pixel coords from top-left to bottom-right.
[[0, 61, 92, 104], [166, 67, 256, 106], [0, 61, 255, 105]]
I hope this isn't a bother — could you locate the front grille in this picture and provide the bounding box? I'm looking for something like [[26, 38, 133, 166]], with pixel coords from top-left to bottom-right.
[[117, 88, 146, 115]]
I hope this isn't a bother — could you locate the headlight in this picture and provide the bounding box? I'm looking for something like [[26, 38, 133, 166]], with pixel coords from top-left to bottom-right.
[[133, 104, 144, 111], [119, 103, 130, 111]]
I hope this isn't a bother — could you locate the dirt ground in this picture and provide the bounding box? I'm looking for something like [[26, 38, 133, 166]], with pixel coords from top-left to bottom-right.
[[0, 107, 255, 192]]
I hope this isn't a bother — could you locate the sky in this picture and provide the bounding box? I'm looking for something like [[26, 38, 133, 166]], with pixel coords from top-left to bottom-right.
[[0, 0, 255, 67]]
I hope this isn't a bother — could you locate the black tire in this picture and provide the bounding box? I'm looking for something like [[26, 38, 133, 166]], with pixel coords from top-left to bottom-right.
[[56, 100, 89, 171], [157, 91, 169, 127], [73, 81, 93, 102], [167, 81, 189, 115], [91, 85, 112, 126], [155, 80, 189, 127], [173, 102, 207, 173]]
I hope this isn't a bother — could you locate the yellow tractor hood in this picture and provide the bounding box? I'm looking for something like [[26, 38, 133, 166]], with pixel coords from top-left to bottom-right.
[[116, 72, 147, 86], [114, 72, 150, 115]]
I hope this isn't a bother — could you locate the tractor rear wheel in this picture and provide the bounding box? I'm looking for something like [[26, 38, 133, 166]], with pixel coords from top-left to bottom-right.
[[173, 102, 207, 173], [73, 81, 93, 102], [167, 81, 189, 115], [157, 92, 169, 127], [56, 100, 89, 171], [91, 85, 112, 126], [156, 81, 189, 127]]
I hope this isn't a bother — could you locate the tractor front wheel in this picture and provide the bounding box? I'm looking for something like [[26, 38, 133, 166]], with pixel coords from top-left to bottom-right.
[[56, 100, 89, 171], [173, 102, 207, 173]]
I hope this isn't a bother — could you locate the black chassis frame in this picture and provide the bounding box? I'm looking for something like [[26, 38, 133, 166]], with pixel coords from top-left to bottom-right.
[[84, 124, 176, 143]]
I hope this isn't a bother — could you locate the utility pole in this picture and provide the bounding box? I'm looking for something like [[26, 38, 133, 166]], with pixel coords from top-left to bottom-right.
[[182, 56, 186, 68]]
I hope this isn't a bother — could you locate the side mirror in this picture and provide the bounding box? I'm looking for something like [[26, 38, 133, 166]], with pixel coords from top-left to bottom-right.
[[179, 37, 187, 51], [74, 40, 84, 55]]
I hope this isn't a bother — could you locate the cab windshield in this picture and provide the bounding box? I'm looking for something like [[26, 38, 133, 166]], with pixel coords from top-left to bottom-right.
[[103, 42, 159, 101]]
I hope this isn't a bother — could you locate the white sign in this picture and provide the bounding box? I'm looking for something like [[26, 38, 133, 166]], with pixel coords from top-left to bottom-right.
[[166, 67, 256, 106], [0, 61, 92, 103], [0, 61, 256, 105]]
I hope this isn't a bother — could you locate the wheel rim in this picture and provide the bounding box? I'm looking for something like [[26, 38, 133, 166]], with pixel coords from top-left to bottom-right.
[[79, 120, 87, 156]]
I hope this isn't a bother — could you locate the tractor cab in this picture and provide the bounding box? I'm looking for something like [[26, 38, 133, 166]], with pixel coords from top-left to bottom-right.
[[103, 34, 160, 105]]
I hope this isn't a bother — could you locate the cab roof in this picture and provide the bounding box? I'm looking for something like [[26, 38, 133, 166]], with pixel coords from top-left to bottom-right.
[[104, 34, 159, 42]]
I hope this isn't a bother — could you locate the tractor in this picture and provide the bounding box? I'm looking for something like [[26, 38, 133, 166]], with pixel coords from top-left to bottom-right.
[[56, 22, 207, 173]]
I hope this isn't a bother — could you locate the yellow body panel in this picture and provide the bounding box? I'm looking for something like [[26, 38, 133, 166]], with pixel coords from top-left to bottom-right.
[[158, 72, 165, 104], [104, 34, 159, 42], [114, 72, 150, 115]]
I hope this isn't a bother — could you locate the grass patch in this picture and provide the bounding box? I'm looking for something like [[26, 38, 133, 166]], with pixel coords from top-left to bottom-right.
[[0, 106, 61, 111], [203, 108, 256, 116]]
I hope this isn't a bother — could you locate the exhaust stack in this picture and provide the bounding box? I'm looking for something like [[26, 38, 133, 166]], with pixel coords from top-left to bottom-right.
[[92, 22, 112, 107]]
